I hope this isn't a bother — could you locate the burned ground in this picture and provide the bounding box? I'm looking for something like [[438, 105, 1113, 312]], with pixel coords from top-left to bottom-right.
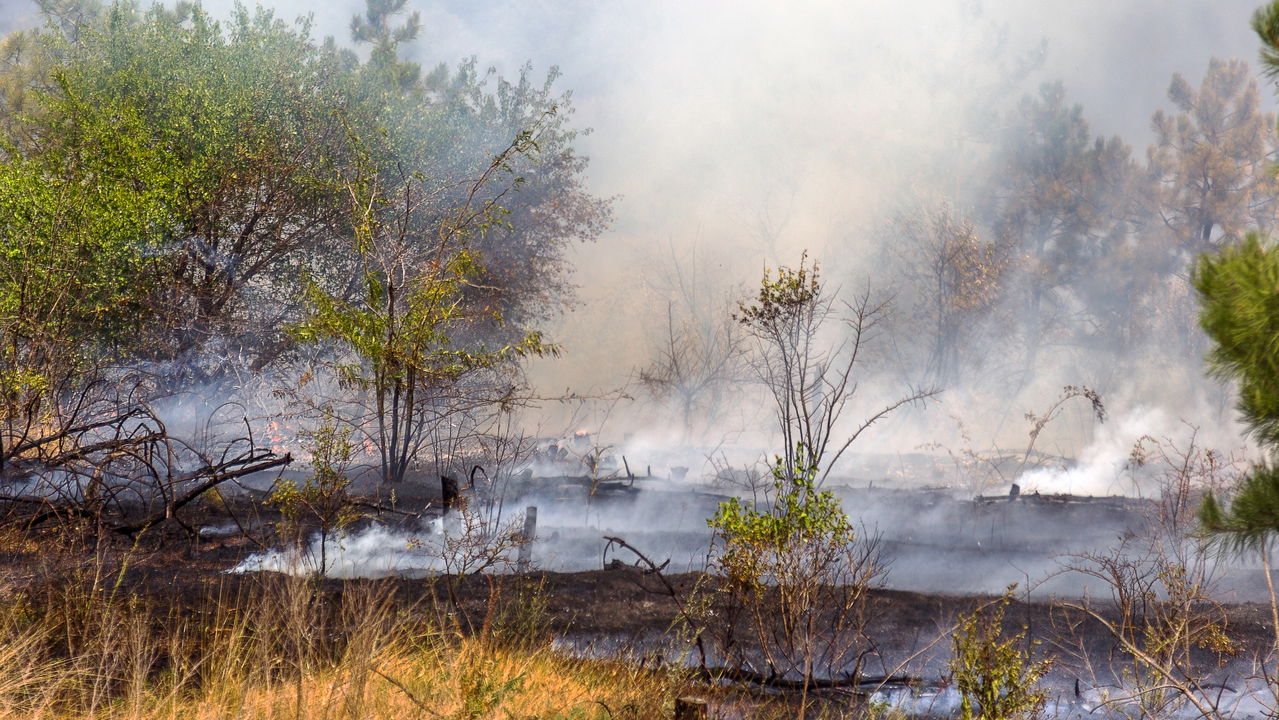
[[0, 478, 1271, 714]]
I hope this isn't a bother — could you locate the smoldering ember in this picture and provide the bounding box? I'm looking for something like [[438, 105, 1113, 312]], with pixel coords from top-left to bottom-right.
[[13, 2, 1279, 720]]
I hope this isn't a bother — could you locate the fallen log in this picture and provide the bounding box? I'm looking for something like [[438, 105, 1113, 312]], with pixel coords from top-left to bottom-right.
[[693, 665, 921, 692]]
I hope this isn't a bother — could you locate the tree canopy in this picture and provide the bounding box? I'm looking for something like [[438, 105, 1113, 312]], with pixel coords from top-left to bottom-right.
[[0, 0, 608, 386], [0, 0, 611, 495]]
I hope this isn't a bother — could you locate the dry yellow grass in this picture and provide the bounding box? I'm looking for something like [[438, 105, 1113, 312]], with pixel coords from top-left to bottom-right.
[[111, 640, 671, 720], [0, 573, 679, 720]]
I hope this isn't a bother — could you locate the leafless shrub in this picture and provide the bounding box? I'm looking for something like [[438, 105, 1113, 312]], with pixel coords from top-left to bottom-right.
[[920, 386, 1107, 494], [1053, 430, 1241, 720], [735, 254, 938, 487], [638, 301, 748, 441], [428, 505, 531, 578]]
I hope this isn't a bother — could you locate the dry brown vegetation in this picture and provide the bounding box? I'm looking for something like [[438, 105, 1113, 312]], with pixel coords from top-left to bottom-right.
[[0, 564, 680, 720]]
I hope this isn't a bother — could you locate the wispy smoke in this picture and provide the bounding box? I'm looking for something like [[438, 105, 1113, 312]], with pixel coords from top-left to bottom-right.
[[234, 523, 434, 578]]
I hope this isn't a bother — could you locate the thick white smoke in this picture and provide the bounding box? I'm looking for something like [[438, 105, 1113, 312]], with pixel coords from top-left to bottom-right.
[[1017, 406, 1177, 496]]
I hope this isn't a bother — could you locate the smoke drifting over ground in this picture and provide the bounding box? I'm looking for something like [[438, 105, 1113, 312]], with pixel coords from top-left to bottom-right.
[[1020, 407, 1191, 496], [345, 0, 1269, 463], [6, 1, 1267, 452], [8, 0, 1276, 599]]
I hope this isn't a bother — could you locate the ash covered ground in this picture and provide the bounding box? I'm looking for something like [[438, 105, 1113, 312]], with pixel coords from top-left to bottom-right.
[[1, 439, 1270, 719], [169, 458, 1279, 719], [229, 445, 1264, 600]]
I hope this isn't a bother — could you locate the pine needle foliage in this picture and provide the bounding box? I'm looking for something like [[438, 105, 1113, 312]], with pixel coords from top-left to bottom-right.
[[1192, 234, 1279, 551], [1193, 233, 1279, 448]]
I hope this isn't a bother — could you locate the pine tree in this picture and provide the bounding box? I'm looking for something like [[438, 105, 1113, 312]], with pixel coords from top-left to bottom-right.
[[1195, 4, 1279, 556]]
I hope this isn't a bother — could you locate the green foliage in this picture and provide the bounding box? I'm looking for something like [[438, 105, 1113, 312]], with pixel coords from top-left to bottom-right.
[[0, 1, 369, 370], [1256, 2, 1279, 81], [950, 589, 1050, 720], [0, 0, 608, 380], [1190, 7, 1279, 567], [291, 132, 556, 483], [295, 251, 487, 389], [0, 147, 162, 428], [351, 0, 422, 91], [735, 254, 820, 335], [704, 441, 882, 702], [0, 32, 181, 378], [708, 444, 853, 590], [1192, 233, 1279, 448], [269, 422, 360, 575], [293, 240, 551, 486], [53, 3, 358, 357], [457, 663, 525, 720], [1198, 463, 1279, 554]]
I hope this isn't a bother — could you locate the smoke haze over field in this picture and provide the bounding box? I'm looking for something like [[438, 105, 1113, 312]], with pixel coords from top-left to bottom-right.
[[348, 0, 1271, 456], [14, 9, 1279, 706], [3, 0, 1273, 469]]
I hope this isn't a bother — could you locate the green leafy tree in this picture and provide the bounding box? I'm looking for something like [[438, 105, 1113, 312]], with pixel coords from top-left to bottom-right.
[[12, 3, 361, 373], [345, 0, 612, 345], [0, 146, 163, 473], [1193, 234, 1279, 707], [292, 134, 554, 484], [350, 0, 421, 91], [1194, 233, 1279, 645], [1192, 12, 1279, 699], [0, 0, 610, 382], [0, 0, 603, 523], [1193, 234, 1279, 451]]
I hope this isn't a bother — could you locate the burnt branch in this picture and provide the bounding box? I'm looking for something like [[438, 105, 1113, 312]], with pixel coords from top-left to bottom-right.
[[603, 535, 708, 672], [112, 451, 292, 536]]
